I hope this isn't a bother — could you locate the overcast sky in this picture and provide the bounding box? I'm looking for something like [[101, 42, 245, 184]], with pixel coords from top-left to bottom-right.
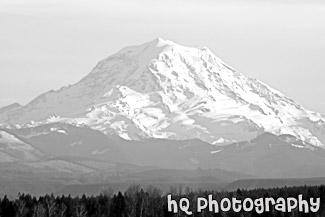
[[1, 0, 325, 113]]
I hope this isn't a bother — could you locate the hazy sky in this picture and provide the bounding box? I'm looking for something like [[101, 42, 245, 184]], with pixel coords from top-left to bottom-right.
[[1, 0, 325, 113]]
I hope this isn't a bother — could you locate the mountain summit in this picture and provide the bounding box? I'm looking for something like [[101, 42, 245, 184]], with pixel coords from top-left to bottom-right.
[[1, 38, 325, 146]]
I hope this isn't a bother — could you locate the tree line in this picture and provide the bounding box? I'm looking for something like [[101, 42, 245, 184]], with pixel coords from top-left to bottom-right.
[[0, 184, 324, 217]]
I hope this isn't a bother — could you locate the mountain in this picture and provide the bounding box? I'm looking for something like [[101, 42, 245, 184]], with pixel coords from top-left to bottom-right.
[[5, 124, 325, 178], [0, 126, 254, 197], [1, 38, 325, 147], [0, 128, 101, 174], [0, 124, 255, 197], [6, 122, 225, 169], [0, 129, 47, 162], [1, 127, 325, 196], [203, 132, 325, 178], [6, 123, 131, 164]]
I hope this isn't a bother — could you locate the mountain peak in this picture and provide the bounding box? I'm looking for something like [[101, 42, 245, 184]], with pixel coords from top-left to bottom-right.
[[150, 37, 176, 47]]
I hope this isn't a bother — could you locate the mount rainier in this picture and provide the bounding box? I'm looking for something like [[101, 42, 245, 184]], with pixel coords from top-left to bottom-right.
[[1, 38, 325, 147]]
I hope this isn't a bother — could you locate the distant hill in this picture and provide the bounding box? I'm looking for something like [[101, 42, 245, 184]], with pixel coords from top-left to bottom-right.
[[226, 177, 325, 191]]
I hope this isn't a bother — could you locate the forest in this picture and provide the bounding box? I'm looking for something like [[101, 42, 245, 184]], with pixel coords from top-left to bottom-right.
[[0, 184, 324, 217]]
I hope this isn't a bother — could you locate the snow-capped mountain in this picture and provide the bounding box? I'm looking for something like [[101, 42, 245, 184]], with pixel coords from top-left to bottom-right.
[[1, 38, 325, 146]]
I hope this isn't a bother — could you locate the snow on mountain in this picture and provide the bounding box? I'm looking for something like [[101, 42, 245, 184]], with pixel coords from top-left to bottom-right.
[[0, 38, 324, 146]]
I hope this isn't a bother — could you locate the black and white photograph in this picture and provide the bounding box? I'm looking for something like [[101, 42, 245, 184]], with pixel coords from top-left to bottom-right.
[[0, 0, 325, 216]]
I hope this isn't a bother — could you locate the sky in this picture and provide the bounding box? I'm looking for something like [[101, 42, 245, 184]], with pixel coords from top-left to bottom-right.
[[1, 0, 325, 113]]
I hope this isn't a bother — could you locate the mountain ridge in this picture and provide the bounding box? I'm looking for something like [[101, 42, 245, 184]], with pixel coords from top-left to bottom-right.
[[5, 123, 325, 178]]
